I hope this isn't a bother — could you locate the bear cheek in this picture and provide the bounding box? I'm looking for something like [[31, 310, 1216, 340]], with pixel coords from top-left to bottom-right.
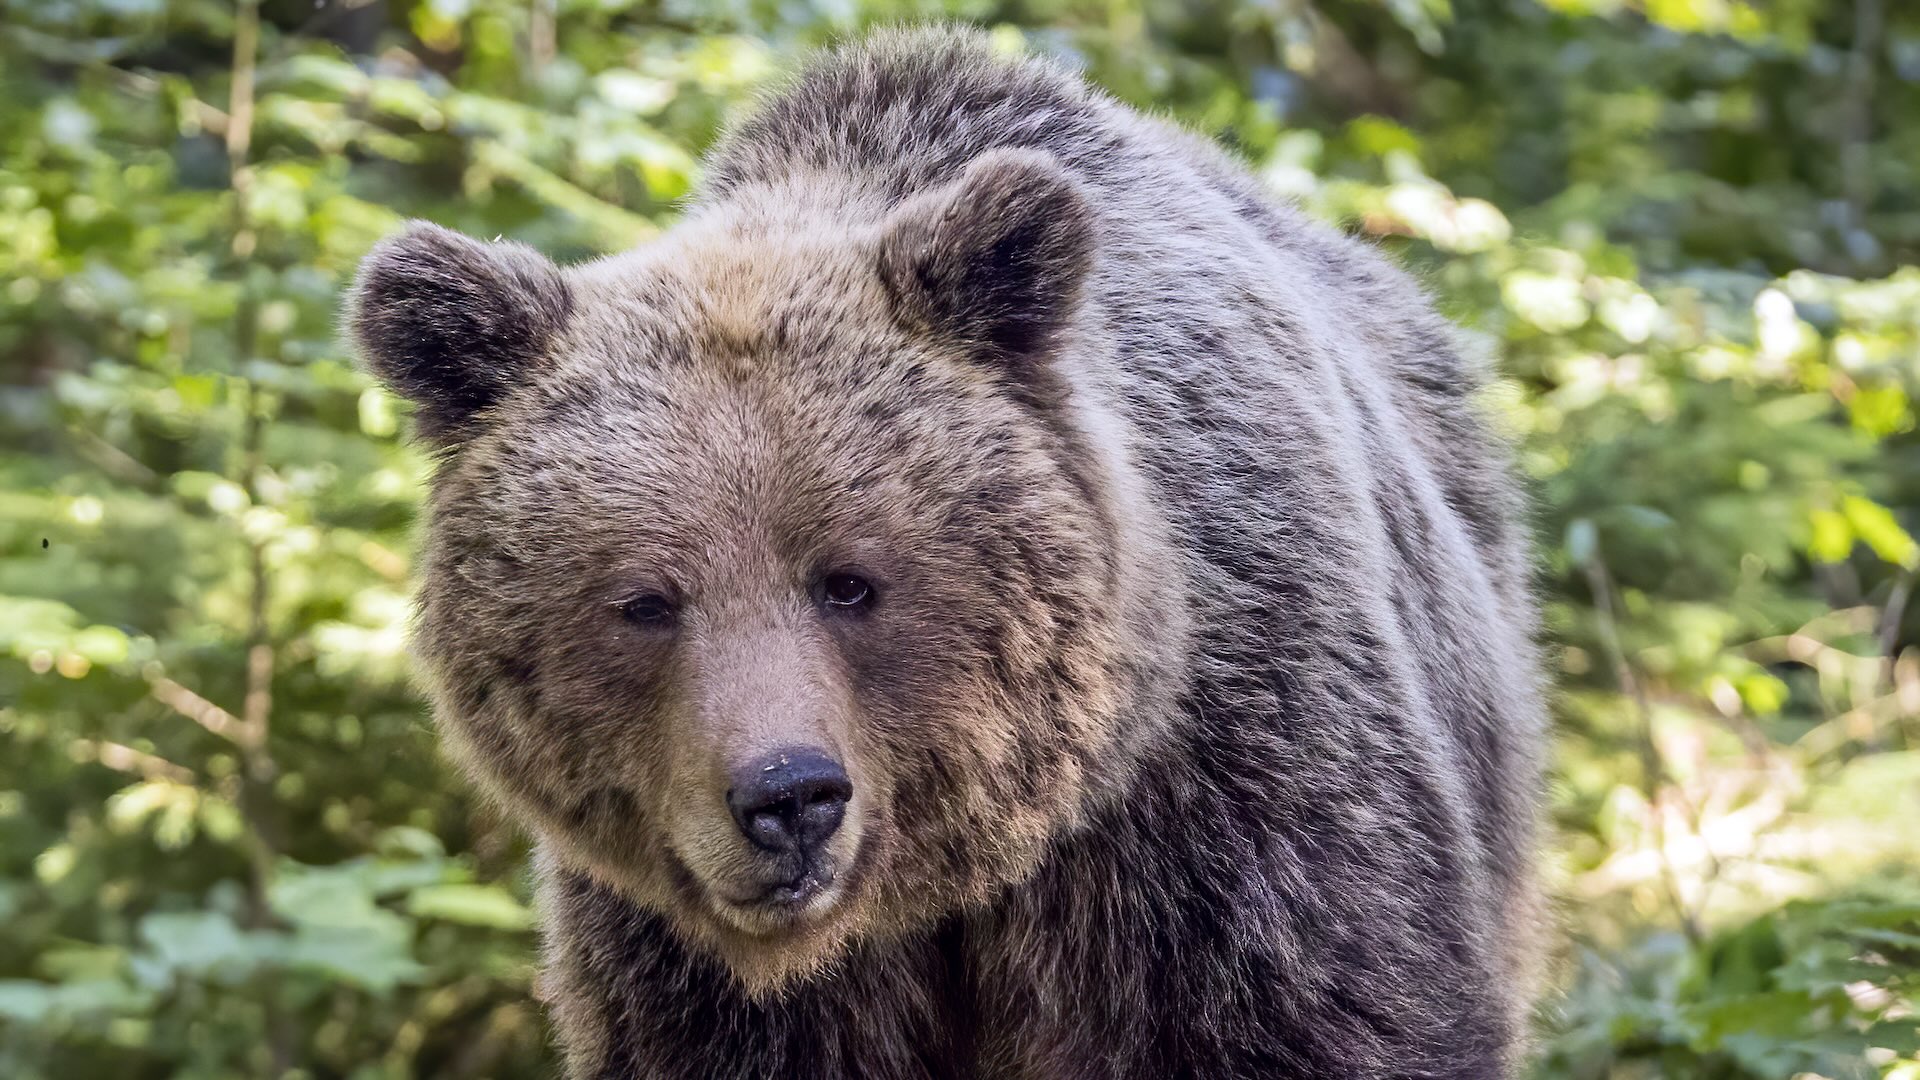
[[874, 554, 1121, 897], [836, 615, 1033, 881], [427, 578, 670, 851]]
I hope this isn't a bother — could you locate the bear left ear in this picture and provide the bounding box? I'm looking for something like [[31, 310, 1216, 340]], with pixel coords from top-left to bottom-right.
[[877, 148, 1095, 367], [348, 222, 572, 443]]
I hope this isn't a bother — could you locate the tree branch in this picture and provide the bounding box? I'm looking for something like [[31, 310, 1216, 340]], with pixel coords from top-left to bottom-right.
[[146, 669, 257, 748], [74, 739, 196, 784]]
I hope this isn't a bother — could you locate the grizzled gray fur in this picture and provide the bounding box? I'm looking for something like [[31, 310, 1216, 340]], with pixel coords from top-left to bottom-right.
[[350, 26, 1545, 1080]]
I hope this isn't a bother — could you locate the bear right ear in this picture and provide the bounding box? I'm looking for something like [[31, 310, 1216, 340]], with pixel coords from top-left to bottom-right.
[[348, 222, 572, 443], [877, 148, 1095, 371]]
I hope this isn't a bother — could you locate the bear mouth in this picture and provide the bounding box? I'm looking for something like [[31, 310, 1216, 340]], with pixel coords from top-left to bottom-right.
[[665, 846, 864, 938], [728, 865, 832, 908], [715, 865, 841, 929]]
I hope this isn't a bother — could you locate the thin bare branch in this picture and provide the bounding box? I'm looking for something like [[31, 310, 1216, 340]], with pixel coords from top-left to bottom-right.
[[358, 538, 410, 582], [145, 668, 256, 748], [73, 739, 196, 784]]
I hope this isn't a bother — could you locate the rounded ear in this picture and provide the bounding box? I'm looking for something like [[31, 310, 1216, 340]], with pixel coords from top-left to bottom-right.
[[877, 148, 1095, 364], [347, 222, 572, 443]]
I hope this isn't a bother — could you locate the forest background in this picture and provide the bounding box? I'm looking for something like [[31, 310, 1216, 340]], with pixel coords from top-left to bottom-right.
[[3, 0, 1918, 1076]]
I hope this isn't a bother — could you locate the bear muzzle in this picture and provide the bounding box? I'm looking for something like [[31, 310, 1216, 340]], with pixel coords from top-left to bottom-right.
[[665, 744, 866, 936]]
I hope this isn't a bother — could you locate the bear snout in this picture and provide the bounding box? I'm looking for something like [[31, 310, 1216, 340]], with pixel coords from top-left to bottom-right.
[[725, 747, 852, 855]]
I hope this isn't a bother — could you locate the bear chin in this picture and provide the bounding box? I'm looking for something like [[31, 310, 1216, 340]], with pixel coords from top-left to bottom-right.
[[665, 882, 877, 998], [554, 829, 887, 997]]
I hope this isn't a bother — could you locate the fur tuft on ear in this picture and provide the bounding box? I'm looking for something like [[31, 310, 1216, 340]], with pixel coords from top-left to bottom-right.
[[348, 222, 572, 442], [877, 148, 1095, 364]]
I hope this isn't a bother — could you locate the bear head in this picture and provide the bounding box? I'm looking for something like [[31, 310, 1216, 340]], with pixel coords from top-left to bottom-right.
[[349, 149, 1185, 992]]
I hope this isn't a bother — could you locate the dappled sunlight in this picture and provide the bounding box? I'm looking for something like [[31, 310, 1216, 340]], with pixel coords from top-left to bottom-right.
[[2, 0, 1916, 1076]]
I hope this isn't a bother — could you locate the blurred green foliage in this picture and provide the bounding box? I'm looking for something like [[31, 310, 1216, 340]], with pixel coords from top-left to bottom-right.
[[2, 0, 1918, 1076]]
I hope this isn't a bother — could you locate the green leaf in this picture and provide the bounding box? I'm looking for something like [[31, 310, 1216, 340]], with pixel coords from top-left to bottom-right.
[[1841, 495, 1919, 569], [405, 883, 533, 931], [137, 911, 263, 980], [282, 914, 425, 993]]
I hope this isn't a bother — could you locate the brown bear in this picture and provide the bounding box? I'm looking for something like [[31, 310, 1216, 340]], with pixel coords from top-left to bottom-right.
[[349, 27, 1545, 1080]]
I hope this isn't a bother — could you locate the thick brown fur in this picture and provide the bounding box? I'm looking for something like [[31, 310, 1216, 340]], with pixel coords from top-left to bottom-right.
[[350, 27, 1546, 1079]]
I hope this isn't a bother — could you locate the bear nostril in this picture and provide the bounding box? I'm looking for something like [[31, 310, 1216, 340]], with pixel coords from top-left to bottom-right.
[[726, 749, 852, 854], [743, 808, 795, 851]]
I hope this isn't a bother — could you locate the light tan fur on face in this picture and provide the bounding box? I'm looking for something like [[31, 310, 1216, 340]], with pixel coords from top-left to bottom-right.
[[665, 612, 863, 923]]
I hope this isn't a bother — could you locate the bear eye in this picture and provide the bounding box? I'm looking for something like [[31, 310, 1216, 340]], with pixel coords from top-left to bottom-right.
[[820, 573, 875, 612], [620, 593, 677, 626]]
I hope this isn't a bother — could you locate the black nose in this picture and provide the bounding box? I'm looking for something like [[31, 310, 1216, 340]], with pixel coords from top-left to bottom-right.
[[726, 749, 852, 853]]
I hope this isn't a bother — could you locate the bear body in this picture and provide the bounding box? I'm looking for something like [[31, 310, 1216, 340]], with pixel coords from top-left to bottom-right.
[[351, 29, 1544, 1080]]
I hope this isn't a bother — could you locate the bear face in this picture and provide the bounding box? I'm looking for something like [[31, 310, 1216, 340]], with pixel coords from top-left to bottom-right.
[[351, 151, 1184, 992]]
